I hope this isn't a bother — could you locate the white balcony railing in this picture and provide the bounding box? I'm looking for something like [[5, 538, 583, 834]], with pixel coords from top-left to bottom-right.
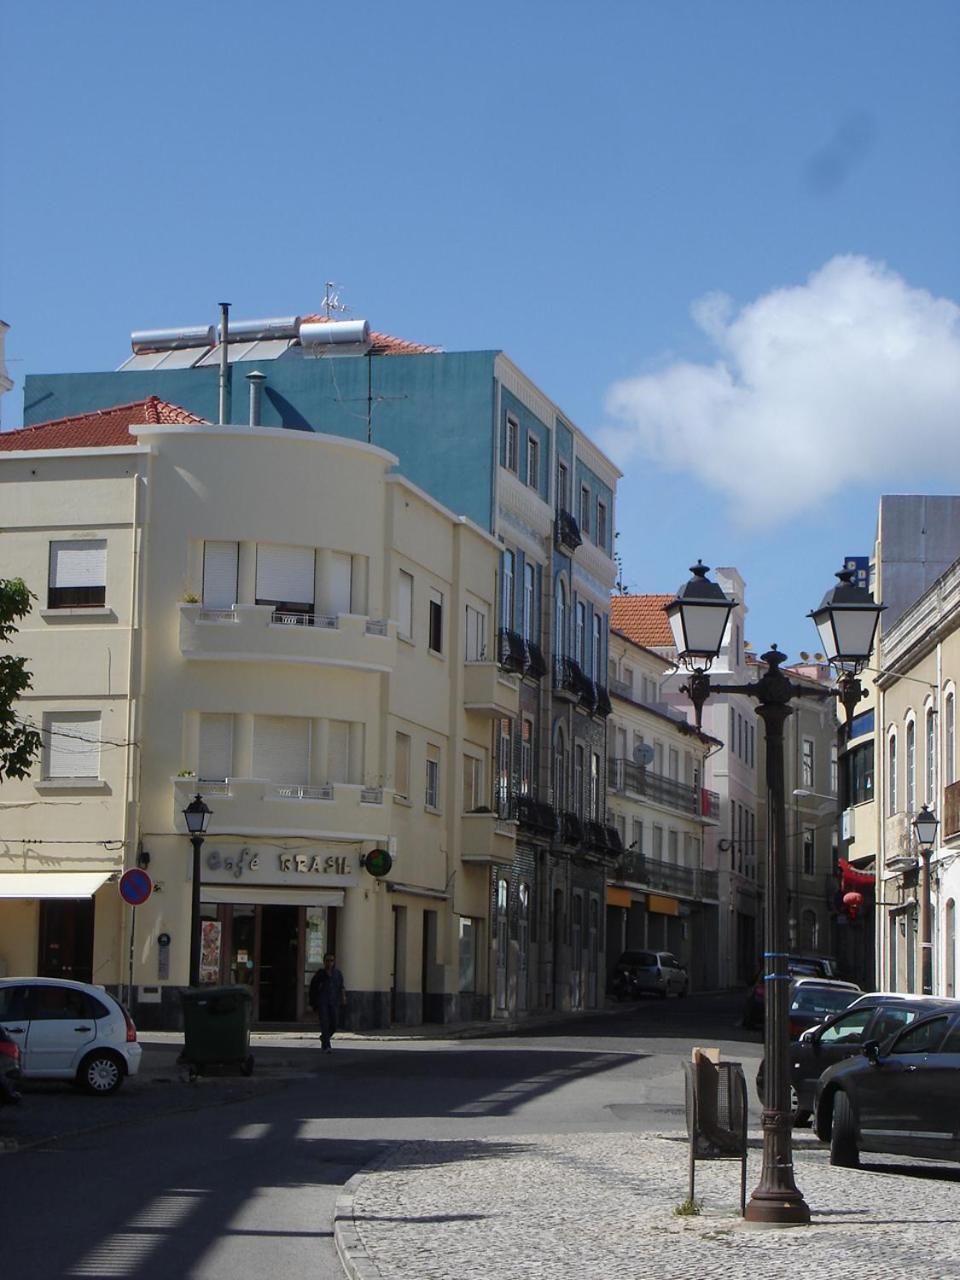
[[273, 783, 334, 801]]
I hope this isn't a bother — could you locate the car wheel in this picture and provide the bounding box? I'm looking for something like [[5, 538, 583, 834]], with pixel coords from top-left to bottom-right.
[[829, 1091, 859, 1168], [77, 1050, 125, 1096]]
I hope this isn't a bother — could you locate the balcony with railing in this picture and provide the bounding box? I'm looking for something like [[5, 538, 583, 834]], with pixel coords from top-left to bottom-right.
[[463, 660, 520, 718], [555, 508, 582, 553], [180, 604, 397, 671], [608, 757, 720, 822], [172, 775, 390, 838], [615, 848, 720, 902]]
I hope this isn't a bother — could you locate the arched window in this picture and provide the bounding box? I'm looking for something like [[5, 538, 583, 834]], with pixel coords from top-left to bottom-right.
[[554, 578, 567, 661], [906, 718, 916, 812], [575, 601, 586, 666], [553, 726, 567, 809], [501, 550, 514, 631], [926, 705, 937, 806], [522, 563, 535, 642], [800, 909, 819, 952], [946, 692, 955, 788], [887, 731, 898, 816]]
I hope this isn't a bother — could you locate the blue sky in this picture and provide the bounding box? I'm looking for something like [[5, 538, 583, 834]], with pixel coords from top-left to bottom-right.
[[3, 2, 959, 657]]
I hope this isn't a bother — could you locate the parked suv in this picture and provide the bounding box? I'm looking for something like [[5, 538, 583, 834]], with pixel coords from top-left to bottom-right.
[[0, 978, 142, 1095], [610, 950, 688, 999]]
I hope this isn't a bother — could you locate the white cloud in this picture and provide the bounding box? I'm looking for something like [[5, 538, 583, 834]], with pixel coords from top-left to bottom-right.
[[601, 256, 960, 527]]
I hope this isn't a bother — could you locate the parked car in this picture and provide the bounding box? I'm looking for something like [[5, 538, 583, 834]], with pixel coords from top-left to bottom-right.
[[610, 950, 688, 999], [0, 978, 142, 1095], [0, 1027, 21, 1105], [814, 1004, 960, 1167], [742, 955, 840, 1029], [757, 991, 950, 1125], [785, 978, 862, 1038]]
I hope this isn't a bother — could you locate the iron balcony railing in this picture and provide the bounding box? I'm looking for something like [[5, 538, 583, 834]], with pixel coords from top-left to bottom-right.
[[555, 508, 583, 553], [608, 757, 719, 820], [616, 849, 719, 902]]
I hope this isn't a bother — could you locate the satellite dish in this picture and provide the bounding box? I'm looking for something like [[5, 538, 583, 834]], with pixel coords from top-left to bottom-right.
[[633, 744, 655, 766]]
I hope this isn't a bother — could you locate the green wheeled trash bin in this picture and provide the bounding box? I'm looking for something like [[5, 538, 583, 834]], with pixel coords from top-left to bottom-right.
[[179, 985, 254, 1078]]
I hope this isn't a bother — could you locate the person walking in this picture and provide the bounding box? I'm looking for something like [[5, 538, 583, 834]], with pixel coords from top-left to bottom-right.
[[309, 952, 346, 1052]]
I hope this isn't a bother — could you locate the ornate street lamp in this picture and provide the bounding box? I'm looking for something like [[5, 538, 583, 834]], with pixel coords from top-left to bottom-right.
[[913, 805, 939, 995], [182, 793, 212, 988], [669, 562, 884, 1226]]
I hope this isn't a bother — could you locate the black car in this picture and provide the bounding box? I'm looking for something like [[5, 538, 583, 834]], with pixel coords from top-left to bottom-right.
[[814, 1004, 960, 1167], [757, 992, 951, 1125], [742, 954, 839, 1029]]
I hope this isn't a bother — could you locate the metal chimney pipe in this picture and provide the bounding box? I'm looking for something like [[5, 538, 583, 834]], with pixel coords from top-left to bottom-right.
[[246, 371, 266, 427], [218, 302, 231, 425]]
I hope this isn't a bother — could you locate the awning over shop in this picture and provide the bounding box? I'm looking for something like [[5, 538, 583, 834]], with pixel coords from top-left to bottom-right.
[[201, 886, 344, 907], [0, 872, 112, 899], [606, 887, 632, 909], [647, 894, 679, 917]]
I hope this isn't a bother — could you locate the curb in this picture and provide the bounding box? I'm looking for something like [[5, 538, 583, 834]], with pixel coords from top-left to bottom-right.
[[334, 1144, 406, 1280]]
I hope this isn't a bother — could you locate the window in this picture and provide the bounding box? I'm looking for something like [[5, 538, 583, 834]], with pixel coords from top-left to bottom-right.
[[631, 818, 643, 853], [526, 435, 539, 490], [597, 500, 607, 550], [521, 718, 533, 795], [327, 552, 353, 615], [553, 727, 567, 808], [522, 563, 535, 642], [622, 665, 634, 696], [505, 414, 518, 471], [458, 917, 477, 992], [575, 602, 586, 666], [202, 541, 238, 608], [667, 829, 679, 863], [398, 570, 414, 640], [498, 719, 512, 814], [819, 1008, 873, 1045], [579, 485, 591, 537], [198, 713, 233, 783], [830, 743, 838, 794], [326, 720, 352, 784], [946, 693, 956, 787], [748, 724, 755, 768], [728, 707, 736, 757], [462, 754, 482, 812], [926, 706, 937, 805], [48, 539, 106, 609], [906, 719, 916, 811], [652, 824, 664, 860], [395, 731, 411, 799], [555, 578, 567, 658], [252, 715, 310, 785], [43, 711, 101, 779], [590, 751, 600, 818], [592, 614, 602, 681], [801, 738, 814, 788], [465, 603, 486, 661], [668, 747, 679, 780], [802, 827, 816, 876], [256, 543, 315, 616], [557, 459, 569, 511], [888, 732, 898, 816], [574, 745, 584, 817], [425, 744, 440, 809], [428, 588, 443, 654], [891, 1016, 949, 1055], [501, 551, 514, 632], [848, 740, 874, 805]]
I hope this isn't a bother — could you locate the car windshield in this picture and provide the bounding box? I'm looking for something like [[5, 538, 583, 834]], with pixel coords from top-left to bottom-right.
[[791, 987, 857, 1017], [620, 952, 656, 967]]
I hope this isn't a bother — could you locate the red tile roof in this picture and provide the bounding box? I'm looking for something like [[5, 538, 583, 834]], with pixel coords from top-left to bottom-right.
[[0, 397, 208, 451], [610, 595, 675, 647], [300, 315, 441, 355]]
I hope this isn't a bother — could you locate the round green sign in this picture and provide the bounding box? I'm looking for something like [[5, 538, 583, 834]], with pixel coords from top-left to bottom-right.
[[364, 848, 393, 878]]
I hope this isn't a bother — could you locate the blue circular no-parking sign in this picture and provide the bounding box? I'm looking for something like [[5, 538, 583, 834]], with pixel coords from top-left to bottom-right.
[[118, 868, 153, 906]]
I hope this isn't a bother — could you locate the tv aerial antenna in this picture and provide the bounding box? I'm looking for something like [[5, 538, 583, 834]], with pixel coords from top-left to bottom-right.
[[322, 281, 350, 319]]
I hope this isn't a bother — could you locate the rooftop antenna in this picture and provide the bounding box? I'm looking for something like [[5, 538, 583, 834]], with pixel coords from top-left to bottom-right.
[[614, 551, 626, 595], [323, 282, 350, 319]]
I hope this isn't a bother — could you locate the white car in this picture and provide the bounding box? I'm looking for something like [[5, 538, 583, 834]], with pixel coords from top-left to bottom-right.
[[0, 977, 142, 1095]]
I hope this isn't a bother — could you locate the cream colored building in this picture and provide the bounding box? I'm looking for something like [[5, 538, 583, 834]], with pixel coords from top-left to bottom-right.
[[0, 408, 515, 1027], [605, 630, 721, 990]]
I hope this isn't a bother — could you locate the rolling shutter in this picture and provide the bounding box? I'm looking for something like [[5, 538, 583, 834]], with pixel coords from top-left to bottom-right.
[[327, 721, 350, 784], [255, 544, 315, 606], [252, 716, 310, 784], [45, 712, 101, 779], [202, 542, 239, 608], [328, 553, 353, 615], [198, 714, 233, 782]]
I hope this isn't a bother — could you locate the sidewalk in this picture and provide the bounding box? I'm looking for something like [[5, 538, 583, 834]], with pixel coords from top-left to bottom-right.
[[335, 1133, 960, 1280]]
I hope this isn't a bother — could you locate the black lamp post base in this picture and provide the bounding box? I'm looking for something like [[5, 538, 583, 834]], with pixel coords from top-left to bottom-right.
[[744, 1186, 811, 1227]]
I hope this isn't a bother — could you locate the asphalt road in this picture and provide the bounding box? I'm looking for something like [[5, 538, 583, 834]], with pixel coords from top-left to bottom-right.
[[1, 992, 761, 1279]]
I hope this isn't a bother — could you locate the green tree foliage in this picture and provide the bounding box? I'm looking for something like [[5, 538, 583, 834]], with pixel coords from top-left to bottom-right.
[[0, 579, 42, 781]]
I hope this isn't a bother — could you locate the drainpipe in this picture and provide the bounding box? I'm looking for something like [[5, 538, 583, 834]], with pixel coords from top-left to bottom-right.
[[246, 371, 266, 427], [218, 302, 231, 425]]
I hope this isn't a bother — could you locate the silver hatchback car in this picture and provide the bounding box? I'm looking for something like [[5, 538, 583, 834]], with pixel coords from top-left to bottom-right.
[[612, 950, 688, 999]]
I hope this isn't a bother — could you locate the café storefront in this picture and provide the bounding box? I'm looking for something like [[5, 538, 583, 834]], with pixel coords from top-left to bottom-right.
[[197, 837, 360, 1023]]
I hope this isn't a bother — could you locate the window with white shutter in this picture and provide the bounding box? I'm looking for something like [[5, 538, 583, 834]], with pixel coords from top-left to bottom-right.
[[398, 570, 414, 640], [44, 712, 102, 779], [202, 542, 239, 608], [327, 553, 353, 616], [48, 540, 106, 609], [198, 714, 233, 782], [252, 716, 310, 784], [255, 544, 315, 614]]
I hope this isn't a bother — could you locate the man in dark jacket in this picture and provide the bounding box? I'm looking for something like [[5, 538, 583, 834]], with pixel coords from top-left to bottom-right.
[[309, 952, 346, 1052]]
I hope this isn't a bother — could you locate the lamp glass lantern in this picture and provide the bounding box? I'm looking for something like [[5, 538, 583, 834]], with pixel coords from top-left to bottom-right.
[[808, 569, 885, 670], [913, 805, 939, 849], [665, 561, 737, 667], [183, 793, 212, 836]]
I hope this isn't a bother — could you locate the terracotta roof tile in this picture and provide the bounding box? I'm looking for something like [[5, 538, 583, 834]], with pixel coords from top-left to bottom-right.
[[300, 315, 441, 355], [0, 397, 208, 452], [610, 594, 675, 648]]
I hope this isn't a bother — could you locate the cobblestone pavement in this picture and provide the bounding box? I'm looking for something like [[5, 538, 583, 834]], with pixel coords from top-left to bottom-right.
[[336, 1132, 960, 1279]]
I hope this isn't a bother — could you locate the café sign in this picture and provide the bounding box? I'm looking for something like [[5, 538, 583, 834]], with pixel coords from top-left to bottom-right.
[[203, 841, 360, 888]]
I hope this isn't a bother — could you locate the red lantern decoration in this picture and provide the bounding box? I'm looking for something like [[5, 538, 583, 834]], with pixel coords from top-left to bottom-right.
[[842, 890, 864, 920]]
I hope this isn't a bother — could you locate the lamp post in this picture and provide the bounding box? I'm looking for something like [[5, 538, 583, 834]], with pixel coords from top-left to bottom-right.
[[913, 804, 939, 996], [667, 563, 883, 1226], [182, 793, 212, 988]]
